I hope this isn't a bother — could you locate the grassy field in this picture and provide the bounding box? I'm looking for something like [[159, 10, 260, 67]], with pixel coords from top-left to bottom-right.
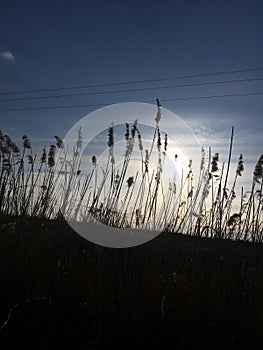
[[0, 214, 263, 349], [1, 108, 262, 242], [1, 103, 263, 348]]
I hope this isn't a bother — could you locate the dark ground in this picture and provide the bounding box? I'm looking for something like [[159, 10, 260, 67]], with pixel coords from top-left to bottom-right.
[[0, 214, 262, 349]]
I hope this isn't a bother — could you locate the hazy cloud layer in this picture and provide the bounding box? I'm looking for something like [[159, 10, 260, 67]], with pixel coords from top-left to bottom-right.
[[0, 50, 15, 62]]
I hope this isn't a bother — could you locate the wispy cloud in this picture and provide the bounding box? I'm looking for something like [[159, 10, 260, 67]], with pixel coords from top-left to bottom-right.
[[0, 50, 15, 62]]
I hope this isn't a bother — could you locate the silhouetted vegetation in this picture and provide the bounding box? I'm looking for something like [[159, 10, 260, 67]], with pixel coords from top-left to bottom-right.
[[0, 101, 262, 241], [0, 100, 263, 348]]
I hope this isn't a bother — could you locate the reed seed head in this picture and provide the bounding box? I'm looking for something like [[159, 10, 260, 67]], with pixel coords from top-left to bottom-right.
[[125, 123, 130, 141], [200, 148, 205, 170], [164, 133, 168, 152], [155, 172, 160, 183], [54, 136, 64, 149], [108, 124, 114, 148], [40, 148, 47, 163], [12, 143, 20, 155], [76, 127, 83, 149], [211, 153, 219, 172], [92, 155, 97, 166], [28, 155, 33, 164], [127, 176, 134, 188], [157, 127, 161, 150], [4, 134, 13, 148], [227, 213, 241, 227], [253, 154, 263, 182], [236, 154, 244, 176], [137, 130, 143, 151], [48, 145, 56, 167], [131, 121, 137, 138], [155, 99, 162, 124], [22, 135, 31, 149]]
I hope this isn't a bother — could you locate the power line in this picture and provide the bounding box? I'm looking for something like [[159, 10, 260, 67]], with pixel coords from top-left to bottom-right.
[[0, 84, 171, 103], [0, 91, 262, 112], [0, 77, 263, 103], [161, 91, 263, 102], [1, 66, 263, 96]]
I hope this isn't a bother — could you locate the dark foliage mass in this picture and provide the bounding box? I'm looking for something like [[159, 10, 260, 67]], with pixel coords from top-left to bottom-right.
[[0, 215, 263, 349]]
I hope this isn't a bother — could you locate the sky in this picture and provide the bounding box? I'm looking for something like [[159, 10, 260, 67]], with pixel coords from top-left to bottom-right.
[[0, 0, 263, 190]]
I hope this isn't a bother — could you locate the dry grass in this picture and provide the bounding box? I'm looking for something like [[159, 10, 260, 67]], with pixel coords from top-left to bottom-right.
[[0, 100, 262, 241], [0, 100, 263, 347]]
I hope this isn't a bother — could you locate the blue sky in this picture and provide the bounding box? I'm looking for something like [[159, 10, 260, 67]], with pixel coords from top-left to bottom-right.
[[0, 0, 263, 186]]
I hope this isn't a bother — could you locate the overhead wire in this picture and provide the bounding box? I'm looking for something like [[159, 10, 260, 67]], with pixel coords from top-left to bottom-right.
[[0, 91, 262, 112], [1, 65, 263, 112], [0, 66, 263, 96], [0, 76, 262, 103]]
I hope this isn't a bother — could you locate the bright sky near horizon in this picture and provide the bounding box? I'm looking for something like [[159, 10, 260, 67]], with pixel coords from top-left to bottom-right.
[[0, 0, 263, 191]]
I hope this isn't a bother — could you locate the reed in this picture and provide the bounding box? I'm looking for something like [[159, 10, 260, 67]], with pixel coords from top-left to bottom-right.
[[0, 101, 262, 242]]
